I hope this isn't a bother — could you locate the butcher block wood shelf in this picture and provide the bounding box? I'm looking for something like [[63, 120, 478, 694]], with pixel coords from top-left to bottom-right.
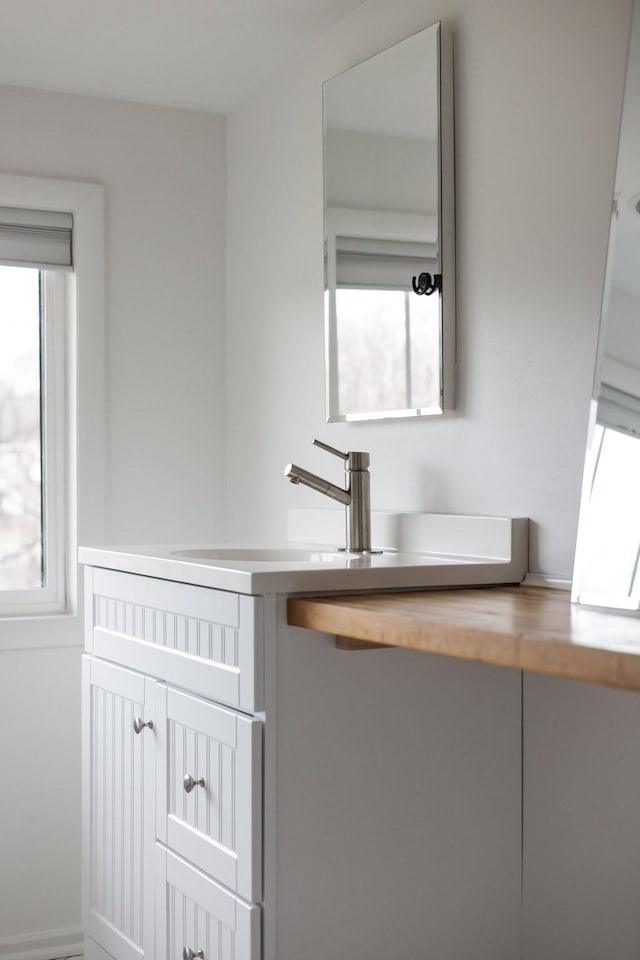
[[287, 585, 640, 692]]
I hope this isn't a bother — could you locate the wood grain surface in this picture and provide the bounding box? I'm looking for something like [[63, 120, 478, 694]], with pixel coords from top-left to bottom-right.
[[287, 586, 640, 691]]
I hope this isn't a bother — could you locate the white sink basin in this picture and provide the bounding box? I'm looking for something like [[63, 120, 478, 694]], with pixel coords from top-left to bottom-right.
[[172, 547, 349, 563]]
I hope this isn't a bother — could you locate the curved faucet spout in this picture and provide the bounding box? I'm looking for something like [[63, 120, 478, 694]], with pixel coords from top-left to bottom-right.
[[284, 463, 351, 506]]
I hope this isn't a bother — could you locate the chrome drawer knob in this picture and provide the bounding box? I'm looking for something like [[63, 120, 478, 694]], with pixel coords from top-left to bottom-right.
[[182, 949, 204, 960], [183, 774, 205, 794], [133, 716, 153, 735]]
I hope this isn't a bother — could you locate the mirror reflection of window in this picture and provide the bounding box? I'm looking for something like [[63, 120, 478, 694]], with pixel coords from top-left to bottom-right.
[[335, 288, 440, 415], [572, 0, 640, 610], [575, 425, 640, 603]]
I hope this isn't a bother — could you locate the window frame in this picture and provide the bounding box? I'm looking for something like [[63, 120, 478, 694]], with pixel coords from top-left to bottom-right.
[[0, 173, 105, 632]]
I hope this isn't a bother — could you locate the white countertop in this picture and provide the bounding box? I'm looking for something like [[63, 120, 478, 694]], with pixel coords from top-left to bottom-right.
[[78, 533, 527, 596]]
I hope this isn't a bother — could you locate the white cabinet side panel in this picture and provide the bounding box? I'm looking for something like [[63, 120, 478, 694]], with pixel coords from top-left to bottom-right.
[[523, 674, 640, 960], [239, 594, 265, 712], [271, 622, 521, 960]]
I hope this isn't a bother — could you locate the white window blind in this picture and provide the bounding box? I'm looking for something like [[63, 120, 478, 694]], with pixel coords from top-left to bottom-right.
[[0, 206, 73, 270], [598, 384, 640, 437], [336, 236, 437, 290]]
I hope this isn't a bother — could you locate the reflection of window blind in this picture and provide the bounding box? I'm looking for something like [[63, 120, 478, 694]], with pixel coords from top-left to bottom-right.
[[597, 384, 640, 437], [336, 236, 437, 290], [0, 206, 73, 269]]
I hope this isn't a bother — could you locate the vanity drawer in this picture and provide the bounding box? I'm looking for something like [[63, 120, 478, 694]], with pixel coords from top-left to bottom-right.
[[156, 685, 262, 903], [156, 846, 261, 960], [86, 567, 264, 713]]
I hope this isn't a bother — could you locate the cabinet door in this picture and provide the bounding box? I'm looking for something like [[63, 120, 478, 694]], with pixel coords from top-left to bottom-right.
[[156, 846, 260, 960], [82, 656, 156, 960], [156, 686, 262, 903]]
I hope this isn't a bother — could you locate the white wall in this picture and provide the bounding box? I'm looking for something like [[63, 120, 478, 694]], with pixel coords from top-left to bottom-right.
[[523, 673, 640, 959], [226, 0, 631, 579], [0, 83, 228, 545], [0, 85, 227, 953], [225, 2, 640, 957]]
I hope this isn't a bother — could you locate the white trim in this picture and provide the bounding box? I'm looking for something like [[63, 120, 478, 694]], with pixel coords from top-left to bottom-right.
[[0, 925, 83, 960], [0, 618, 83, 651], [44, 270, 67, 608], [522, 573, 571, 591], [0, 173, 105, 635]]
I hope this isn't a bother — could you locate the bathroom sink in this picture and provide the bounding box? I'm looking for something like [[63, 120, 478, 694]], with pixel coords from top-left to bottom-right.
[[79, 514, 528, 594], [172, 547, 349, 563]]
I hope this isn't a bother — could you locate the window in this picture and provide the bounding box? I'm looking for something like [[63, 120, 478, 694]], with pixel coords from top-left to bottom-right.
[[335, 287, 440, 415], [573, 424, 640, 607], [324, 207, 447, 422], [0, 174, 104, 637], [0, 206, 71, 616]]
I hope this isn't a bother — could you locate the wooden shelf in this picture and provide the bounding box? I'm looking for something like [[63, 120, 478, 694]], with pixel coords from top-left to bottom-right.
[[287, 585, 640, 692]]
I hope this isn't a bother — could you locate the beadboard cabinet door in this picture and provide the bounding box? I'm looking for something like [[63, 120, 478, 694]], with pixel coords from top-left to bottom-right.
[[156, 847, 261, 960], [155, 685, 262, 902], [82, 656, 157, 960]]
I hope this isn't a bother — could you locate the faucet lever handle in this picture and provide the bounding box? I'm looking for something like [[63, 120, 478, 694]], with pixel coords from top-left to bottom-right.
[[312, 438, 348, 461]]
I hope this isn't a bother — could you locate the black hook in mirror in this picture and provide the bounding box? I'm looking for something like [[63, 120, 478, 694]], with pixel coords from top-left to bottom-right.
[[412, 272, 442, 296]]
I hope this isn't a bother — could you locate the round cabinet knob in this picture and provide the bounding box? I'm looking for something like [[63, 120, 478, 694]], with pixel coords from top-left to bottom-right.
[[183, 773, 205, 794], [132, 716, 153, 735], [182, 949, 204, 960]]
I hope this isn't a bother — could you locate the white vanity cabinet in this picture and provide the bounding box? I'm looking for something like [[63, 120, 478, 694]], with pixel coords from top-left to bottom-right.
[[81, 555, 525, 960], [82, 567, 263, 960]]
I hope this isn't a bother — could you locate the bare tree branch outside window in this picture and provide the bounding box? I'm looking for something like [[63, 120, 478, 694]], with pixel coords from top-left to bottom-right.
[[0, 266, 43, 590]]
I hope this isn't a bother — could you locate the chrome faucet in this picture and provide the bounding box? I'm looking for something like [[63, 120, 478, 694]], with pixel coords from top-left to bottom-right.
[[284, 439, 376, 553]]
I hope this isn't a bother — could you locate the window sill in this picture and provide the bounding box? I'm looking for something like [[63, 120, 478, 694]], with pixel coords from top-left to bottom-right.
[[0, 608, 82, 652]]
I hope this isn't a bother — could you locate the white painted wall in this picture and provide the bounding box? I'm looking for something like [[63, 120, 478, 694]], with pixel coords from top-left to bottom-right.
[[0, 84, 228, 545], [0, 85, 227, 953], [225, 1, 640, 957], [226, 0, 631, 580]]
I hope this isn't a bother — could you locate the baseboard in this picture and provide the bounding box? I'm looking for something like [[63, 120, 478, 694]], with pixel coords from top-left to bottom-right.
[[0, 927, 82, 960], [522, 573, 571, 591], [81, 937, 110, 960]]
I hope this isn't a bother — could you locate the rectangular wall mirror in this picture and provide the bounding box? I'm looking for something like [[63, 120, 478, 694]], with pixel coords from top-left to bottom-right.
[[572, 0, 640, 610], [322, 21, 454, 423]]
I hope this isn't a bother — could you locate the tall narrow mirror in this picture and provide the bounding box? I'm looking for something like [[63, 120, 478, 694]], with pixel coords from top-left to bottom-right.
[[322, 22, 454, 422], [572, 0, 640, 610]]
